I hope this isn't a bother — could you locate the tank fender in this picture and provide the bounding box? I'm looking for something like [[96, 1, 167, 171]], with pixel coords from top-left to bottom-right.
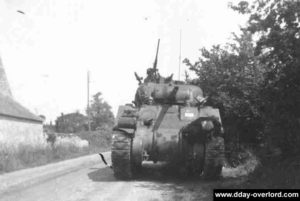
[[114, 105, 137, 134], [117, 117, 136, 129], [112, 127, 135, 136]]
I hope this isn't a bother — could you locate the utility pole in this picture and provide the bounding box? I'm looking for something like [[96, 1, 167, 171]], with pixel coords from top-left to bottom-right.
[[178, 29, 182, 81], [87, 70, 91, 131]]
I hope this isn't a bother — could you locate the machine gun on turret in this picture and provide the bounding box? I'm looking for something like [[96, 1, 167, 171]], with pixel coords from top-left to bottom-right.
[[144, 39, 160, 83], [134, 39, 160, 84], [152, 39, 160, 78]]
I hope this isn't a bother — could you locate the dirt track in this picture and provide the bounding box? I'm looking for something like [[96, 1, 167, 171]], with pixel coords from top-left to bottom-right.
[[0, 153, 246, 201]]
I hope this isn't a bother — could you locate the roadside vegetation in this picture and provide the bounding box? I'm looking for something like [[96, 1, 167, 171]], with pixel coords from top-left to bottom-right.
[[0, 92, 113, 174], [184, 0, 300, 187], [0, 142, 87, 174], [0, 129, 112, 174]]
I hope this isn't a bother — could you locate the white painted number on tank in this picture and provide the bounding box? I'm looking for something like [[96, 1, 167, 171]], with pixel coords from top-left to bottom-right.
[[184, 112, 194, 118]]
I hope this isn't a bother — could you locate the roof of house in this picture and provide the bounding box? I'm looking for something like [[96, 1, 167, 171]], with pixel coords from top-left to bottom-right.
[[0, 56, 42, 123], [0, 57, 13, 98], [57, 112, 87, 119], [0, 93, 43, 123]]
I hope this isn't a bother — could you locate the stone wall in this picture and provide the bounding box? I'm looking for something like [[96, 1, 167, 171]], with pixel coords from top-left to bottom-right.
[[0, 116, 45, 148]]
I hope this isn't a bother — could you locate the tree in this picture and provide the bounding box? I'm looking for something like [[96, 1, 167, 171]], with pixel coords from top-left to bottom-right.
[[184, 30, 264, 146], [232, 0, 300, 154], [87, 92, 114, 130], [55, 112, 88, 133]]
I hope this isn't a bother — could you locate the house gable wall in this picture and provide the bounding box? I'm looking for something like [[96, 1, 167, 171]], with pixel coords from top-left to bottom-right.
[[0, 117, 45, 147]]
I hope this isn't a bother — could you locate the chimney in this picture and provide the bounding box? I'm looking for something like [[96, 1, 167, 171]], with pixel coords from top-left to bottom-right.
[[0, 56, 13, 98]]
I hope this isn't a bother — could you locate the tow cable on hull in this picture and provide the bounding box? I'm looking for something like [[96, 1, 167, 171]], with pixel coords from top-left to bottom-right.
[[99, 153, 112, 168]]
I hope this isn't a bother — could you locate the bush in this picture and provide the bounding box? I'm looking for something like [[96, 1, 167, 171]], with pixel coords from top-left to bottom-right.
[[74, 128, 112, 153], [237, 155, 300, 189]]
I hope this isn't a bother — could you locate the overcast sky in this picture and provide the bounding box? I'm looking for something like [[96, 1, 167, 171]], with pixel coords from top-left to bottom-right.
[[0, 0, 248, 122]]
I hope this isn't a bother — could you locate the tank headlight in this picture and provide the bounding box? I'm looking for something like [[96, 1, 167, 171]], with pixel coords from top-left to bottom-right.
[[201, 120, 214, 131]]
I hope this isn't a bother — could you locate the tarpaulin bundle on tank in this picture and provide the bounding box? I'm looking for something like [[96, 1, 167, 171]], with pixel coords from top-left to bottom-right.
[[181, 116, 222, 144]]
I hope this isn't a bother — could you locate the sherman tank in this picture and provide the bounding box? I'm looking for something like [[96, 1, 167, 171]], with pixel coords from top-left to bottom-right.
[[111, 40, 225, 180]]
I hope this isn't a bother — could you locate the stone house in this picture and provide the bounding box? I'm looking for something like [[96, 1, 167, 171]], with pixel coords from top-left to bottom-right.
[[0, 57, 44, 147]]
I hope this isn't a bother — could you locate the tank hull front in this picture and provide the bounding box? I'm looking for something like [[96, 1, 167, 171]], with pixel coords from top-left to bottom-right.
[[137, 105, 200, 162], [112, 103, 225, 180]]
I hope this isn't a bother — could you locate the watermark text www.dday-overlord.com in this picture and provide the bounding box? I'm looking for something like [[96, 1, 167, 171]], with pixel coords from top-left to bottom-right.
[[214, 189, 299, 200]]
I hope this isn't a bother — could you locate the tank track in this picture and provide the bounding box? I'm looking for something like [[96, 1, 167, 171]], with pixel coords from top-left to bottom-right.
[[203, 136, 225, 180], [111, 130, 133, 180]]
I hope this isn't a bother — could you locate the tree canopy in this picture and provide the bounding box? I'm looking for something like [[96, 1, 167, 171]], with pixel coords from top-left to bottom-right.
[[184, 30, 263, 145], [185, 0, 300, 154], [87, 92, 114, 130]]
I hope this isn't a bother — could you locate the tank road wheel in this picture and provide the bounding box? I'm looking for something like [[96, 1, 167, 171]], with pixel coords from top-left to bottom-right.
[[111, 130, 133, 180], [203, 136, 225, 180]]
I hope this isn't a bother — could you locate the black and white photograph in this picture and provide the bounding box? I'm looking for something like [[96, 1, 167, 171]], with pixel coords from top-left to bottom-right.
[[0, 0, 299, 200]]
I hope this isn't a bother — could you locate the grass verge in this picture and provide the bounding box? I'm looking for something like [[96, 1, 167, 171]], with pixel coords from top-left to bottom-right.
[[0, 129, 111, 174], [241, 155, 300, 189]]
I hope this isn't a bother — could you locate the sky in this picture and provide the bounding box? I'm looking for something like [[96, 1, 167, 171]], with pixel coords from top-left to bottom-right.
[[0, 0, 248, 123]]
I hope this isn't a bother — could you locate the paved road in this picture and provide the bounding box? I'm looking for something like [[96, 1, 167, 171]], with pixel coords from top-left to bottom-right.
[[0, 153, 245, 201]]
